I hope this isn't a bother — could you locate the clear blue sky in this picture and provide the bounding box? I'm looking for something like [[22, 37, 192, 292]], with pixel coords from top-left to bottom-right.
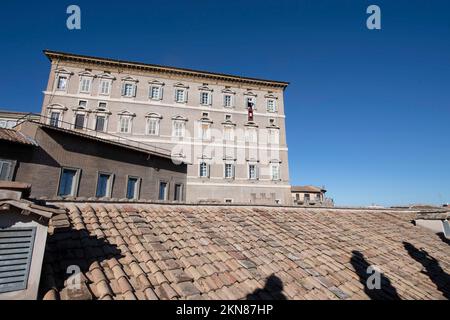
[[0, 1, 449, 206]]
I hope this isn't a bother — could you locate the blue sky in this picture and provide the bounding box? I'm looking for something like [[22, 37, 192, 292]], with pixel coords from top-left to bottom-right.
[[0, 1, 449, 206]]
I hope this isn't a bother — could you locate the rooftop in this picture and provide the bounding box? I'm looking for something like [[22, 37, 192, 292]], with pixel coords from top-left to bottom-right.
[[0, 128, 37, 146], [44, 50, 289, 89], [291, 186, 326, 193], [39, 202, 450, 300]]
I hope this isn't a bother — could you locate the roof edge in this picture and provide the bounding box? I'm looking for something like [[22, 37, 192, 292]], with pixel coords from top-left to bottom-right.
[[43, 49, 290, 89]]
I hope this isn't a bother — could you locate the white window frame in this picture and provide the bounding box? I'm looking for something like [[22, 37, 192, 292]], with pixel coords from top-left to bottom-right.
[[199, 162, 210, 178], [57, 167, 81, 197], [175, 88, 187, 103], [79, 76, 93, 94], [146, 117, 160, 136], [95, 172, 114, 198], [267, 98, 277, 112], [56, 75, 69, 91], [126, 176, 141, 200], [268, 128, 280, 144], [223, 125, 234, 141], [99, 79, 112, 96], [118, 115, 132, 134], [73, 111, 88, 130], [200, 91, 212, 106], [199, 122, 211, 140], [224, 163, 235, 179], [172, 120, 186, 137], [270, 163, 281, 181], [245, 127, 258, 143], [149, 85, 163, 100], [223, 94, 233, 108], [248, 163, 258, 180]]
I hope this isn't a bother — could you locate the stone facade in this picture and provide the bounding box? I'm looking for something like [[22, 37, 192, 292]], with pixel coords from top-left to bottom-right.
[[40, 51, 291, 204]]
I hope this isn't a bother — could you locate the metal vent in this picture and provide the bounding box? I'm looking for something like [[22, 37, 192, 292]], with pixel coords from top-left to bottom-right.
[[0, 227, 36, 294]]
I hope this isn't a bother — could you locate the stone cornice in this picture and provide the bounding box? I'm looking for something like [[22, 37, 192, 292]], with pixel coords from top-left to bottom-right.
[[44, 50, 289, 90]]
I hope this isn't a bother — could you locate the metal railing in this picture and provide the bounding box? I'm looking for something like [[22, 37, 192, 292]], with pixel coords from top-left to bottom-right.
[[17, 113, 173, 156]]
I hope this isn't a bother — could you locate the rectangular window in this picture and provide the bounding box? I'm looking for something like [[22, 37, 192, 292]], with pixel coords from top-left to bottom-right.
[[56, 76, 68, 90], [49, 112, 60, 127], [79, 100, 87, 107], [0, 159, 15, 181], [119, 117, 131, 133], [74, 114, 85, 129], [126, 177, 140, 200], [246, 97, 255, 109], [58, 168, 79, 197], [224, 163, 234, 179], [224, 94, 232, 107], [249, 164, 257, 180], [150, 86, 161, 100], [95, 116, 106, 132], [80, 77, 92, 93], [96, 173, 113, 198], [174, 184, 183, 201], [173, 121, 185, 137], [200, 92, 210, 105], [267, 99, 276, 112], [175, 89, 185, 103], [98, 102, 107, 109], [225, 199, 233, 204], [268, 129, 279, 144], [271, 164, 280, 181], [201, 123, 210, 140], [158, 181, 168, 200], [199, 162, 209, 178], [223, 127, 234, 141], [100, 80, 111, 95], [246, 128, 257, 143], [122, 83, 135, 97], [147, 118, 159, 135]]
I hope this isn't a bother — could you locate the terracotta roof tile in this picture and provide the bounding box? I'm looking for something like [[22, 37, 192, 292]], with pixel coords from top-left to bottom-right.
[[39, 203, 450, 300]]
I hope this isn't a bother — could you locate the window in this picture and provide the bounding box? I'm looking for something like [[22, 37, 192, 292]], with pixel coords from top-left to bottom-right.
[[304, 194, 310, 202], [96, 173, 113, 198], [147, 118, 159, 135], [201, 123, 210, 140], [79, 77, 92, 93], [58, 168, 80, 197], [158, 181, 168, 200], [246, 128, 257, 143], [122, 83, 136, 97], [246, 97, 255, 109], [98, 102, 107, 109], [175, 89, 186, 103], [223, 126, 234, 141], [202, 112, 209, 118], [0, 159, 16, 181], [150, 86, 162, 100], [49, 111, 60, 127], [271, 164, 280, 181], [268, 129, 279, 144], [199, 162, 209, 178], [225, 114, 232, 121], [224, 199, 233, 204], [126, 177, 140, 200], [267, 99, 276, 112], [74, 114, 85, 129], [174, 184, 183, 201], [269, 118, 275, 126], [79, 100, 87, 107], [224, 163, 234, 179], [316, 193, 321, 201], [95, 116, 106, 132], [200, 92, 211, 105], [172, 121, 185, 137], [224, 94, 232, 107], [56, 76, 68, 90], [119, 117, 131, 133], [249, 164, 258, 180], [100, 80, 111, 95]]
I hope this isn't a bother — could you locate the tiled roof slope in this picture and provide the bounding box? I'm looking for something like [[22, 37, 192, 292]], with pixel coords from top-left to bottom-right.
[[0, 128, 37, 145], [39, 203, 450, 300]]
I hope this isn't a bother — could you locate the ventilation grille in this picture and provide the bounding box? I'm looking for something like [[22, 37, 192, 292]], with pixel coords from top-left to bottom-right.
[[0, 227, 36, 294]]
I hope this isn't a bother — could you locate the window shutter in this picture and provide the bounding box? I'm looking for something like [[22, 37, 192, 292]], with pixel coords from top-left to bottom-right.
[[0, 160, 15, 181], [160, 87, 164, 100], [207, 164, 210, 178], [209, 93, 212, 106], [132, 84, 137, 97], [185, 91, 188, 103], [0, 227, 36, 294], [256, 166, 260, 180], [232, 164, 235, 179], [121, 83, 126, 96]]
